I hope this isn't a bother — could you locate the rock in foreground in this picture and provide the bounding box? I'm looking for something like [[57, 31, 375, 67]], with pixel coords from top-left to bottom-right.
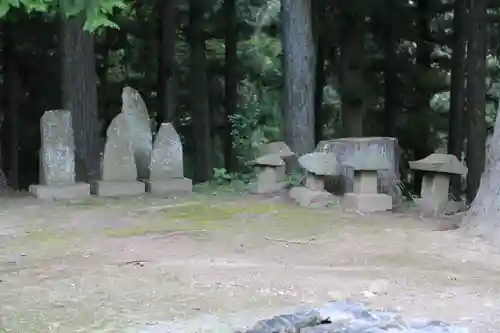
[[239, 301, 468, 333]]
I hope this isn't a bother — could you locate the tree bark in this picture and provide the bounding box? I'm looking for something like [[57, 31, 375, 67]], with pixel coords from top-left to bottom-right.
[[339, 2, 364, 137], [157, 0, 177, 126], [465, 0, 488, 204], [412, 0, 434, 194], [2, 20, 21, 189], [223, 0, 238, 172], [447, 0, 467, 200], [189, 0, 212, 182], [383, 0, 398, 138], [61, 14, 100, 182], [281, 0, 316, 156]]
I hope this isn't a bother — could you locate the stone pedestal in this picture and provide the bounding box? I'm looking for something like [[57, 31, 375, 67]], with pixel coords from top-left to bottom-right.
[[305, 173, 325, 191], [342, 193, 392, 212], [353, 170, 378, 194], [251, 181, 286, 194], [90, 181, 145, 197], [29, 183, 91, 200], [145, 178, 192, 195], [421, 173, 450, 206]]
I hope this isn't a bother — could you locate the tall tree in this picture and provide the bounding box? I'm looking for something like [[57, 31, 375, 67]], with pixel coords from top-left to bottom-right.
[[281, 0, 316, 156], [339, 1, 365, 137], [61, 14, 101, 181], [412, 0, 433, 193], [157, 0, 177, 125], [383, 0, 398, 137], [2, 18, 21, 189], [223, 0, 238, 171], [447, 0, 468, 200], [313, 0, 326, 144], [465, 0, 488, 203], [188, 0, 212, 182]]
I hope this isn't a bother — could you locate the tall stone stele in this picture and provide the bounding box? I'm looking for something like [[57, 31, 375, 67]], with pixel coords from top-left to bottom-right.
[[90, 113, 146, 197], [29, 110, 91, 200], [145, 123, 192, 195], [121, 86, 153, 180]]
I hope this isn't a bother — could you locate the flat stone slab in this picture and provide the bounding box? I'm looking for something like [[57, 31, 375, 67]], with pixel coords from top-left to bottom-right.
[[90, 181, 145, 197], [28, 183, 90, 200], [341, 193, 392, 212], [250, 181, 286, 194], [289, 187, 339, 208], [145, 178, 193, 195]]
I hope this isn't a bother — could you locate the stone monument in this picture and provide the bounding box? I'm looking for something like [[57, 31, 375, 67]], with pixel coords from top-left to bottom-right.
[[249, 153, 286, 194], [409, 153, 467, 214], [121, 86, 153, 180], [90, 113, 145, 197], [341, 147, 393, 212], [289, 152, 340, 208], [316, 137, 402, 205], [145, 123, 192, 195], [260, 141, 295, 179], [29, 110, 90, 200]]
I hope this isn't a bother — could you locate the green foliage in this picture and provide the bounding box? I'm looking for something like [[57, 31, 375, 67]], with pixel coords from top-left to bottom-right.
[[0, 0, 127, 31]]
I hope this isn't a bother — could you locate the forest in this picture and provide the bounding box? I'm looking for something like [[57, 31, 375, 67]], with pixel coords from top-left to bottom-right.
[[0, 0, 495, 206]]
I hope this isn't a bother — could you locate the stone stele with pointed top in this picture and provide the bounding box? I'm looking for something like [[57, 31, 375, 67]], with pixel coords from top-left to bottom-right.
[[90, 113, 145, 197], [145, 123, 192, 195], [121, 86, 153, 180], [409, 153, 468, 214]]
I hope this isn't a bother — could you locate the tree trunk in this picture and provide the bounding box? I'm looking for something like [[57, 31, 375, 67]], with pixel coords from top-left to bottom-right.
[[61, 14, 100, 182], [314, 40, 326, 144], [281, 0, 316, 156], [2, 20, 21, 189], [223, 0, 238, 172], [412, 0, 433, 194], [383, 0, 398, 138], [339, 3, 364, 137], [463, 108, 500, 242], [157, 0, 177, 125], [189, 0, 212, 182], [465, 0, 488, 204], [447, 0, 467, 200]]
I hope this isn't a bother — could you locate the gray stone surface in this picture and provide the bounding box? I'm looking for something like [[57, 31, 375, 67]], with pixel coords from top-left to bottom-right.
[[409, 153, 467, 176], [39, 110, 76, 185], [90, 180, 145, 197], [29, 183, 90, 200], [121, 86, 153, 179], [240, 301, 468, 333], [260, 141, 294, 158], [342, 193, 393, 212], [289, 186, 339, 208], [145, 178, 193, 195], [344, 146, 392, 171], [316, 137, 402, 206], [251, 153, 285, 167], [299, 152, 340, 176], [102, 114, 138, 182], [149, 123, 184, 180]]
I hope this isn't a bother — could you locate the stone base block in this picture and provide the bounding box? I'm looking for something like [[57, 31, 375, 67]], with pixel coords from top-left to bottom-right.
[[289, 186, 339, 208], [250, 181, 286, 194], [145, 178, 193, 195], [90, 181, 145, 197], [29, 182, 91, 200], [341, 193, 392, 212]]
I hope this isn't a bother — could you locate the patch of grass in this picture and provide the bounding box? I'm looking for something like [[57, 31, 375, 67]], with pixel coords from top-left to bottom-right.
[[6, 229, 72, 251], [102, 201, 292, 238]]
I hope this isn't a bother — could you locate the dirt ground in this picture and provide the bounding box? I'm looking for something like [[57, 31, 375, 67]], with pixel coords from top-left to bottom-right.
[[0, 190, 500, 333]]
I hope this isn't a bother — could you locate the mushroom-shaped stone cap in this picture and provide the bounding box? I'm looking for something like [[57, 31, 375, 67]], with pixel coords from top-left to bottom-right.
[[409, 153, 467, 176], [250, 153, 284, 167], [344, 148, 392, 171], [299, 152, 339, 176], [262, 141, 295, 158]]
